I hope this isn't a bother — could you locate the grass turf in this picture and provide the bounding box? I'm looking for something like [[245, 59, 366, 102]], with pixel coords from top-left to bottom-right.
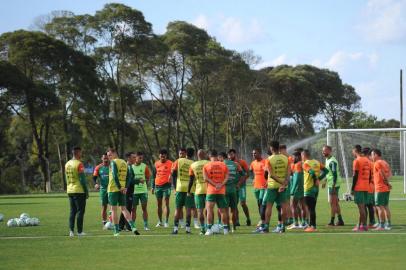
[[1, 177, 406, 270]]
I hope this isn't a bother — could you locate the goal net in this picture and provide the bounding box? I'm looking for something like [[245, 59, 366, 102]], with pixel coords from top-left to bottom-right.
[[327, 128, 406, 198]]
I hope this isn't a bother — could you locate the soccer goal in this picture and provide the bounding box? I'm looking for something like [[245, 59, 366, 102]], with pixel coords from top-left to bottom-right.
[[327, 128, 406, 198]]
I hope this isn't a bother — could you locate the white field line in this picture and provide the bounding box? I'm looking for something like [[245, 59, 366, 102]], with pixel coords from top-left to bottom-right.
[[2, 232, 406, 240]]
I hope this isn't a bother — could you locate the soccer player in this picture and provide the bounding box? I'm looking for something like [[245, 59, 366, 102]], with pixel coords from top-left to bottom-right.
[[256, 141, 290, 233], [280, 144, 294, 225], [250, 148, 267, 226], [152, 149, 172, 228], [287, 150, 305, 229], [172, 148, 195, 234], [370, 149, 392, 230], [363, 147, 377, 228], [322, 145, 344, 226], [107, 148, 140, 236], [302, 150, 328, 232], [203, 150, 230, 235], [130, 152, 151, 231], [228, 149, 251, 226], [351, 145, 372, 232], [66, 146, 89, 237], [224, 150, 244, 231], [119, 152, 135, 231], [93, 153, 109, 226], [188, 149, 210, 234]]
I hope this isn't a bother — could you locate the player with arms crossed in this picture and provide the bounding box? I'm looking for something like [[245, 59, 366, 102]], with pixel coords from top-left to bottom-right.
[[203, 150, 230, 235], [129, 152, 151, 231], [66, 146, 89, 237]]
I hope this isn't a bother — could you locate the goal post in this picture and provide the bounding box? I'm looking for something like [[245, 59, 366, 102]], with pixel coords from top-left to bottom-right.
[[327, 128, 406, 195]]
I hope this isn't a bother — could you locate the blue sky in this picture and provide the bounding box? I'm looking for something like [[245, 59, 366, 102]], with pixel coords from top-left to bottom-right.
[[1, 0, 405, 121]]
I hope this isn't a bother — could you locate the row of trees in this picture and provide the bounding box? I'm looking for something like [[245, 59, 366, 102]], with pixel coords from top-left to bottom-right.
[[0, 3, 396, 194]]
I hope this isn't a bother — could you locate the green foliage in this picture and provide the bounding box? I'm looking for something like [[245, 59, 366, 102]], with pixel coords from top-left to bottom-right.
[[0, 3, 371, 193]]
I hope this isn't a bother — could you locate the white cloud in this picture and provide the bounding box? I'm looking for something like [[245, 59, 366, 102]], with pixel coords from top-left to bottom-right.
[[359, 0, 406, 43], [254, 54, 298, 69], [193, 14, 210, 31], [311, 51, 379, 72], [191, 14, 266, 45]]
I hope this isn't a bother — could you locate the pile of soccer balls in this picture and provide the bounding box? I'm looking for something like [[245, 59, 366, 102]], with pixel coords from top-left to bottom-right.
[[6, 213, 40, 227]]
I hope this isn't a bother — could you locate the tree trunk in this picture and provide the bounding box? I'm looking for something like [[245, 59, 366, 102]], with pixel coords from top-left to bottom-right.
[[57, 142, 67, 191]]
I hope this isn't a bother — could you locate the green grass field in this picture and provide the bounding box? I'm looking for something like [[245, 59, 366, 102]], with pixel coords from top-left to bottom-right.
[[1, 177, 406, 270]]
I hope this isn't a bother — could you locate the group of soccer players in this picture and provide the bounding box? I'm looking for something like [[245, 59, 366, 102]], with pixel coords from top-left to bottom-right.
[[64, 140, 393, 236]]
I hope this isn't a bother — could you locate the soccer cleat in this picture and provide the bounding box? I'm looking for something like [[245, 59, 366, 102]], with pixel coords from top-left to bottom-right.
[[155, 222, 163, 227], [327, 222, 335, 227], [253, 227, 263, 233], [171, 229, 178, 235], [352, 226, 360, 232], [373, 226, 385, 231], [301, 222, 308, 229], [132, 229, 140, 235], [304, 227, 317, 232], [77, 232, 86, 237], [205, 229, 213, 236], [384, 225, 392, 231], [144, 227, 150, 231], [114, 232, 120, 237], [194, 223, 200, 229], [223, 229, 229, 235], [368, 223, 376, 229], [246, 219, 252, 226], [287, 224, 300, 230], [335, 220, 345, 226], [373, 223, 380, 228], [185, 227, 191, 234], [272, 226, 282, 233], [235, 221, 241, 227], [164, 222, 169, 228], [69, 231, 74, 237]]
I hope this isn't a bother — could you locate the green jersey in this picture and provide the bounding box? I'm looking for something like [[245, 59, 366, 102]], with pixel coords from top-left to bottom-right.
[[224, 159, 243, 193], [132, 163, 149, 194], [93, 164, 109, 190], [325, 156, 341, 188]]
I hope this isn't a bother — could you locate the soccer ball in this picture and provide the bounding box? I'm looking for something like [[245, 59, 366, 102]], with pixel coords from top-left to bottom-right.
[[25, 218, 32, 226], [0, 213, 4, 221], [31, 217, 40, 226], [20, 213, 30, 219], [16, 218, 26, 227], [211, 224, 220, 234], [7, 219, 17, 227], [104, 221, 113, 230]]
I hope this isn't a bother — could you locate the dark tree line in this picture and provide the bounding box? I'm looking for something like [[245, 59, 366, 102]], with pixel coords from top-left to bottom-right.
[[0, 3, 367, 194]]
